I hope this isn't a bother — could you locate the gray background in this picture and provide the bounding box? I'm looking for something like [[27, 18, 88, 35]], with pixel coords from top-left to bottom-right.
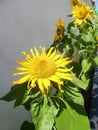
[[0, 0, 71, 130]]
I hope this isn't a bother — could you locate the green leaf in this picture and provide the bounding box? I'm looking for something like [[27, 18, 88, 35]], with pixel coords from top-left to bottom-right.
[[75, 36, 86, 46], [55, 100, 90, 130], [93, 56, 98, 66], [14, 85, 30, 107], [20, 120, 35, 130], [81, 33, 94, 43], [82, 59, 92, 73], [31, 95, 58, 130], [14, 84, 41, 108], [0, 83, 26, 102], [23, 99, 31, 111], [0, 84, 22, 101], [71, 62, 81, 77], [23, 87, 41, 111], [58, 43, 65, 53], [72, 76, 88, 90], [81, 74, 90, 88], [94, 31, 98, 37], [0, 82, 31, 107], [64, 83, 84, 105], [74, 42, 80, 49], [67, 21, 75, 31]]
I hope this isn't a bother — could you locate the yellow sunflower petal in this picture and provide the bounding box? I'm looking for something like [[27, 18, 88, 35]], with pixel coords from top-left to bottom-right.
[[57, 67, 73, 72], [56, 72, 72, 81], [56, 60, 72, 67], [13, 67, 28, 71], [38, 79, 45, 94], [16, 60, 30, 67], [47, 47, 55, 57], [58, 83, 64, 92], [58, 18, 65, 26], [52, 54, 61, 61], [49, 75, 61, 84], [42, 78, 50, 90], [34, 47, 40, 56], [30, 48, 35, 58], [13, 71, 28, 76], [22, 52, 31, 61], [12, 74, 30, 84], [41, 47, 46, 56], [49, 49, 56, 59], [30, 78, 37, 88]]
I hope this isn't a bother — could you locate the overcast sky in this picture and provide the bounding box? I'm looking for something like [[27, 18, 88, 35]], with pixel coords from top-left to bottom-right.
[[0, 0, 71, 130]]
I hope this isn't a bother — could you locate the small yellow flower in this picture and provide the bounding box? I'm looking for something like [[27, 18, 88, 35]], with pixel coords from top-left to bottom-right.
[[72, 2, 94, 25], [96, 37, 98, 41], [54, 18, 65, 41], [70, 0, 80, 7], [13, 47, 73, 94], [96, 37, 98, 47]]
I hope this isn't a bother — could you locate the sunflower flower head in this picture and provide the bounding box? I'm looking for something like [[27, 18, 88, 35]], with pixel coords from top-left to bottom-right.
[[72, 2, 94, 25], [12, 47, 73, 94], [70, 0, 80, 7], [54, 18, 65, 41]]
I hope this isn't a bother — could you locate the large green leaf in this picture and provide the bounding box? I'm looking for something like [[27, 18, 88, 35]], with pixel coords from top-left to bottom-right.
[[82, 59, 92, 73], [20, 120, 35, 130], [71, 62, 82, 77], [31, 95, 58, 130], [72, 76, 88, 90], [93, 56, 98, 66], [0, 82, 30, 107], [14, 84, 41, 108], [14, 85, 30, 107], [81, 33, 94, 43], [64, 83, 84, 105], [81, 74, 90, 89], [23, 88, 41, 111], [0, 84, 22, 101], [55, 100, 90, 130]]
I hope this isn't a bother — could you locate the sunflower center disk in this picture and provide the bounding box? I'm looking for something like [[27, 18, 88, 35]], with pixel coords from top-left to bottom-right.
[[33, 57, 57, 78], [78, 8, 87, 19]]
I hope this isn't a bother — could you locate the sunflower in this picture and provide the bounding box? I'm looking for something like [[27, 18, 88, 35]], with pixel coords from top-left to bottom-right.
[[70, 0, 80, 7], [72, 2, 94, 25], [54, 18, 65, 41], [13, 47, 73, 94]]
